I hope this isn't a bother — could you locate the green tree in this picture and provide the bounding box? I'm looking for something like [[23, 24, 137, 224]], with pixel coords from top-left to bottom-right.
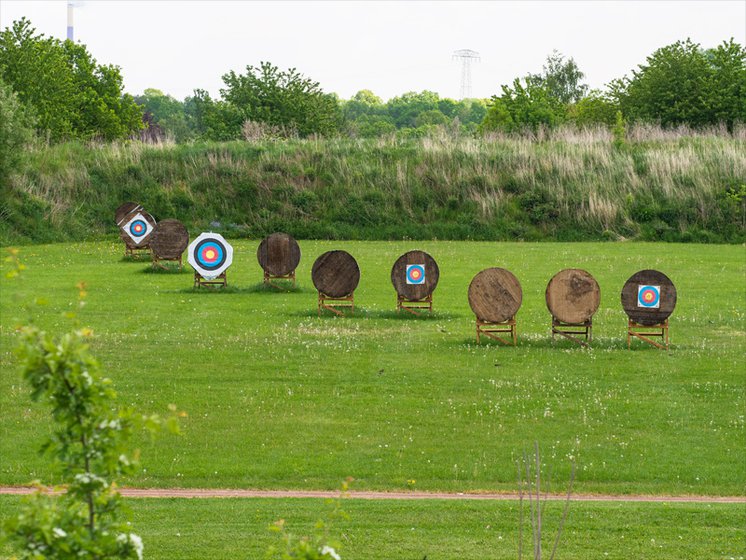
[[183, 89, 242, 141], [62, 41, 142, 140], [134, 88, 191, 142], [0, 18, 76, 140], [0, 76, 34, 186], [350, 114, 396, 138], [342, 89, 385, 122], [415, 109, 449, 127], [610, 38, 745, 128], [481, 78, 565, 133], [0, 18, 142, 141], [706, 39, 746, 128], [220, 61, 341, 137], [385, 90, 441, 128], [570, 90, 619, 127], [528, 50, 589, 104]]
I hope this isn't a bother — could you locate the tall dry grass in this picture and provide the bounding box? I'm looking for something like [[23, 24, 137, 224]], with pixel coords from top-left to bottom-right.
[[3, 125, 744, 244]]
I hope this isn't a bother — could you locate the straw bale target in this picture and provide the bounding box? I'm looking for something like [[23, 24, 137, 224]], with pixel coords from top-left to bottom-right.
[[621, 269, 677, 326], [257, 233, 301, 276], [468, 268, 523, 324], [545, 269, 600, 324], [115, 202, 143, 226], [312, 250, 360, 298], [150, 219, 189, 260], [119, 209, 156, 249], [390, 250, 440, 302]]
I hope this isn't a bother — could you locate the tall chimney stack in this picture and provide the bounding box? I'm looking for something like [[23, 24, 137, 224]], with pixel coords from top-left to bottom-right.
[[67, 2, 74, 41]]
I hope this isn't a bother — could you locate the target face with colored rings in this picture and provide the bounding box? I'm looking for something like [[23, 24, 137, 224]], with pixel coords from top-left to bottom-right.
[[188, 232, 233, 280], [122, 213, 153, 245], [637, 285, 661, 308], [406, 264, 426, 285]]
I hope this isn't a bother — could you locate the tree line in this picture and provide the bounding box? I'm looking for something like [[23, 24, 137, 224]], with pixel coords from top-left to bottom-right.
[[1, 16, 744, 150]]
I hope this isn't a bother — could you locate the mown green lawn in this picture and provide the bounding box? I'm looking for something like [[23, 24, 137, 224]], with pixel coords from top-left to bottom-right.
[[1, 240, 744, 496], [1, 495, 744, 560]]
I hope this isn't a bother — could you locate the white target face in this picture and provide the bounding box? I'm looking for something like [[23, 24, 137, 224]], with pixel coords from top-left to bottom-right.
[[406, 264, 426, 285], [122, 213, 154, 245], [187, 232, 233, 279], [637, 285, 661, 309]]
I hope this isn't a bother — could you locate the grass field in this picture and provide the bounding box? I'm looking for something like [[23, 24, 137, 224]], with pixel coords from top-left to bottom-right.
[[1, 495, 744, 560], [1, 240, 743, 496], [1, 239, 744, 559]]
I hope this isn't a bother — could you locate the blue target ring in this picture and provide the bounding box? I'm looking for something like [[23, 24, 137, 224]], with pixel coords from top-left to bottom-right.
[[129, 219, 147, 238], [406, 264, 426, 285], [637, 285, 660, 308], [194, 239, 226, 271]]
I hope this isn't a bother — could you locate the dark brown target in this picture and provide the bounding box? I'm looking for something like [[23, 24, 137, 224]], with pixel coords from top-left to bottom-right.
[[118, 209, 156, 249], [468, 268, 523, 323], [545, 268, 601, 324], [257, 233, 301, 276], [390, 250, 440, 301], [115, 202, 143, 226], [311, 251, 360, 298], [149, 219, 189, 260], [621, 269, 677, 326]]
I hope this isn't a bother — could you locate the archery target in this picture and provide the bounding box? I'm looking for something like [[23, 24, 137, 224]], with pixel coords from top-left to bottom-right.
[[406, 264, 426, 285], [637, 285, 661, 308], [188, 232, 233, 280], [122, 213, 154, 245]]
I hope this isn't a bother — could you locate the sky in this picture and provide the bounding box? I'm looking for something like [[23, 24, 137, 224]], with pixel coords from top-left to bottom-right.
[[1, 0, 744, 102]]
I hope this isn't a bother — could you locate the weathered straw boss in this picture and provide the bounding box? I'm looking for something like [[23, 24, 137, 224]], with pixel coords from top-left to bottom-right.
[[116, 202, 156, 257], [188, 232, 233, 288], [545, 268, 600, 347], [312, 250, 360, 316], [257, 232, 301, 288], [621, 269, 677, 350], [390, 250, 439, 314], [468, 267, 523, 344], [149, 219, 189, 270]]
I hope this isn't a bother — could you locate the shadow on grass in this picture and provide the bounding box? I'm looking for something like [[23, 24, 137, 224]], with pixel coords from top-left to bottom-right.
[[242, 282, 313, 294], [120, 253, 152, 263], [451, 334, 647, 351], [289, 307, 462, 321], [139, 265, 190, 275], [170, 282, 316, 295]]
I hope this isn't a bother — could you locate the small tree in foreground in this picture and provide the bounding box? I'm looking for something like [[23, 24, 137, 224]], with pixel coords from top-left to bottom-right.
[[2, 252, 179, 559]]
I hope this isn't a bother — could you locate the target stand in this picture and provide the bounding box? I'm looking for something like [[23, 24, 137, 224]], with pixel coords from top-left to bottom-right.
[[263, 269, 296, 290], [318, 291, 355, 317], [194, 271, 227, 289], [397, 293, 433, 316], [476, 316, 517, 345], [152, 251, 183, 271], [621, 270, 676, 352], [627, 319, 669, 350], [124, 245, 151, 259], [551, 317, 593, 348]]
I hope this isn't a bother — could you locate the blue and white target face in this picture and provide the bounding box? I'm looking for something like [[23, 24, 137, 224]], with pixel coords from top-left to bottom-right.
[[122, 213, 153, 245], [637, 285, 661, 308], [406, 264, 426, 285], [188, 233, 233, 280]]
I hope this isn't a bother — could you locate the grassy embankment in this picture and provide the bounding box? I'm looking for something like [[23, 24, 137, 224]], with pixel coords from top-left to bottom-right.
[[2, 128, 744, 245]]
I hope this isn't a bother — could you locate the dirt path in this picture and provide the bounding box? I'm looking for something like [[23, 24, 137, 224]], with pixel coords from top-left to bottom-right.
[[1, 486, 743, 503]]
